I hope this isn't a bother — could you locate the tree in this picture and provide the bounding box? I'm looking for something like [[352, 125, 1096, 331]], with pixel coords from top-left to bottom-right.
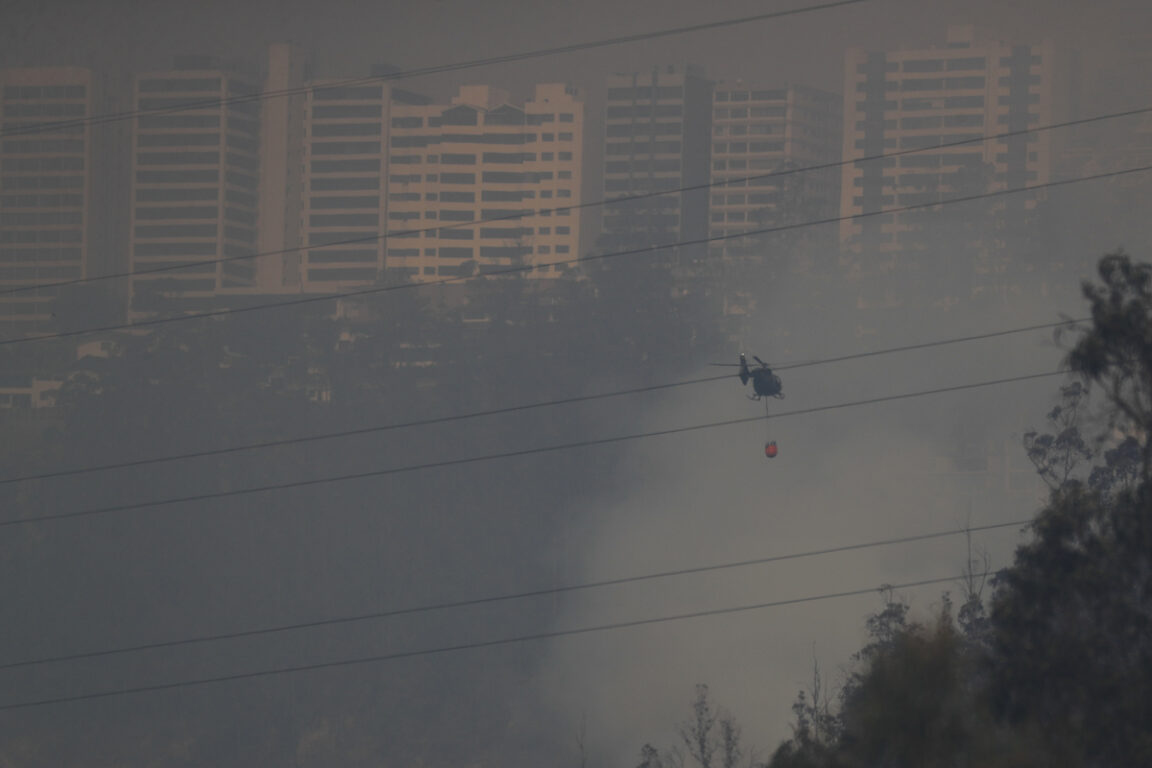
[[768, 590, 909, 768], [1021, 378, 1143, 500], [986, 252, 1152, 766], [1022, 380, 1095, 489], [834, 605, 1047, 768], [677, 684, 719, 768], [761, 588, 1051, 768], [1087, 434, 1143, 497], [636, 686, 749, 768], [956, 528, 992, 645], [854, 586, 910, 664], [987, 483, 1152, 766], [761, 257, 1152, 768], [767, 660, 839, 768], [637, 743, 666, 768], [1065, 251, 1152, 474]]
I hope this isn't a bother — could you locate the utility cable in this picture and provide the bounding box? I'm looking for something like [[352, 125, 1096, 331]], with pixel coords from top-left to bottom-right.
[[4, 104, 1150, 298], [3, 164, 1147, 348], [0, 0, 867, 138], [0, 519, 1027, 673], [0, 572, 971, 712], [0, 318, 1083, 486], [0, 370, 1060, 529]]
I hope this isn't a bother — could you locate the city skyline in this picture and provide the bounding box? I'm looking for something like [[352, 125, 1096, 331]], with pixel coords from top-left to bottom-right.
[[5, 19, 1143, 329]]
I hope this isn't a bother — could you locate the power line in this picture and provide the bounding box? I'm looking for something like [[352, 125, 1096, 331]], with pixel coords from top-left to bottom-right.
[[4, 104, 1150, 298], [0, 318, 1083, 486], [0, 373, 725, 485], [0, 370, 1060, 529], [0, 519, 1027, 673], [0, 0, 867, 138], [773, 318, 1082, 372], [3, 164, 1147, 348], [0, 572, 968, 712]]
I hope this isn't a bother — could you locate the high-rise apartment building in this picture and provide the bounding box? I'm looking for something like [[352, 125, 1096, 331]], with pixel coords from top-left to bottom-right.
[[386, 83, 584, 281], [257, 42, 306, 292], [706, 82, 842, 332], [298, 78, 393, 292], [0, 67, 94, 338], [600, 65, 713, 266], [709, 83, 841, 258], [841, 26, 1061, 262], [128, 60, 261, 315]]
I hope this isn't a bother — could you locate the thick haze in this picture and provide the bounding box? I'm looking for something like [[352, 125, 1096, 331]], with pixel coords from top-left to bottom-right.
[[3, 0, 1150, 93], [2, 0, 1151, 765]]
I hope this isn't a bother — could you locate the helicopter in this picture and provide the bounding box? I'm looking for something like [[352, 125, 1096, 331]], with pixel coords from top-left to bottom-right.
[[713, 353, 784, 401], [713, 353, 784, 458]]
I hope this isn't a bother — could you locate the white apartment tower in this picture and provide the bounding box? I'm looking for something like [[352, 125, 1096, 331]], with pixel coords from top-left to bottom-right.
[[385, 84, 584, 281]]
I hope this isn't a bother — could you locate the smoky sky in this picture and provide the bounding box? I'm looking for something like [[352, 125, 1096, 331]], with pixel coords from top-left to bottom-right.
[[3, 0, 1151, 96], [3, 0, 1152, 765]]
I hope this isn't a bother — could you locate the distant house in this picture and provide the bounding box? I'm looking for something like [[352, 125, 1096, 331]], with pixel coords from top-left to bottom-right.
[[0, 377, 62, 409]]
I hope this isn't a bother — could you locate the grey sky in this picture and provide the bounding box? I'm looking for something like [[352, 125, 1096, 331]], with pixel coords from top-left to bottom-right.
[[4, 0, 1150, 95]]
